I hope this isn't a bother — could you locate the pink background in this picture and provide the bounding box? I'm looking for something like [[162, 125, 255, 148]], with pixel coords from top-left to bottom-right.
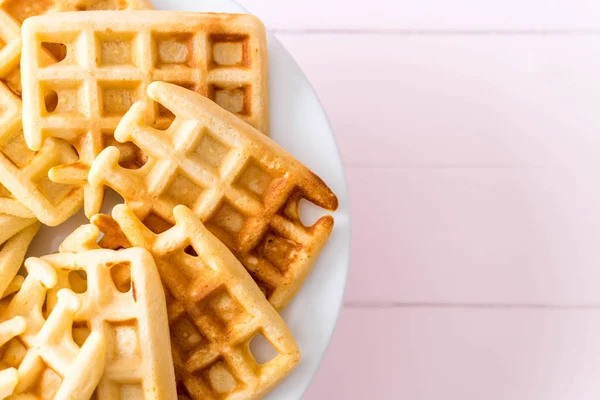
[[238, 1, 600, 398]]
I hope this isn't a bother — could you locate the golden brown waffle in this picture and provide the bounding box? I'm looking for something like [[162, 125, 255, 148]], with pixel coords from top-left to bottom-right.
[[0, 223, 39, 296], [0, 83, 83, 226], [89, 82, 337, 310], [0, 259, 106, 399], [60, 204, 301, 400], [53, 0, 153, 12], [21, 11, 269, 217], [37, 247, 177, 399]]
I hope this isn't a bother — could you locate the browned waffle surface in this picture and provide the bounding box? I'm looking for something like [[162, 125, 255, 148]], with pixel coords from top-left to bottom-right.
[[88, 81, 337, 310], [52, 0, 153, 11], [60, 204, 301, 400], [21, 11, 269, 216]]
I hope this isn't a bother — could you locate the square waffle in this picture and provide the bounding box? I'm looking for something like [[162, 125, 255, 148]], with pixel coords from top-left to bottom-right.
[[38, 248, 177, 399], [89, 82, 337, 310], [0, 0, 152, 97], [60, 204, 301, 400], [0, 83, 83, 226], [21, 11, 269, 216], [0, 259, 106, 399]]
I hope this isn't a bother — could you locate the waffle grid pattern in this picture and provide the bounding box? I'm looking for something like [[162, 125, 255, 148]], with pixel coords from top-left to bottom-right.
[[21, 11, 269, 216], [39, 248, 177, 399], [0, 0, 152, 97], [89, 82, 337, 310], [62, 204, 300, 400]]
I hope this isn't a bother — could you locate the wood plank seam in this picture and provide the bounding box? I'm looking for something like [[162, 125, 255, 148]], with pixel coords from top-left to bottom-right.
[[272, 29, 600, 35], [343, 302, 600, 309]]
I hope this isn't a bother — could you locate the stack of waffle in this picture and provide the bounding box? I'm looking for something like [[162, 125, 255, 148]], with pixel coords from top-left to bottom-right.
[[0, 2, 338, 399]]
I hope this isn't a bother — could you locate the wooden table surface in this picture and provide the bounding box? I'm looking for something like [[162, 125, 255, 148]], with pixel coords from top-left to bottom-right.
[[237, 1, 600, 398]]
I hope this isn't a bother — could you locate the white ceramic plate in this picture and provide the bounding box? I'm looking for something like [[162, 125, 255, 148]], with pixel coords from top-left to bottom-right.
[[27, 0, 351, 398]]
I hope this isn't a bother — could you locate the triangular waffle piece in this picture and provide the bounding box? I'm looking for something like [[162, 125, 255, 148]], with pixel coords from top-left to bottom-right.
[[0, 0, 152, 97], [61, 204, 301, 400], [21, 11, 269, 216], [0, 223, 39, 296], [0, 259, 106, 399], [0, 83, 82, 226], [38, 247, 177, 399], [88, 81, 337, 310]]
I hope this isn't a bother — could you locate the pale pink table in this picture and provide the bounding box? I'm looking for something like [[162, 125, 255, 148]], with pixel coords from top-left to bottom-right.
[[239, 1, 600, 398]]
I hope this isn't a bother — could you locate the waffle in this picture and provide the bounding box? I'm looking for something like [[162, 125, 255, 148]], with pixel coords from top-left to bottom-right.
[[88, 82, 337, 310], [60, 204, 301, 400], [53, 0, 153, 12], [1, 276, 23, 299], [0, 259, 106, 399], [0, 192, 37, 254], [0, 0, 152, 98], [21, 11, 269, 217], [0, 223, 39, 296], [35, 247, 177, 399], [0, 83, 83, 226]]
